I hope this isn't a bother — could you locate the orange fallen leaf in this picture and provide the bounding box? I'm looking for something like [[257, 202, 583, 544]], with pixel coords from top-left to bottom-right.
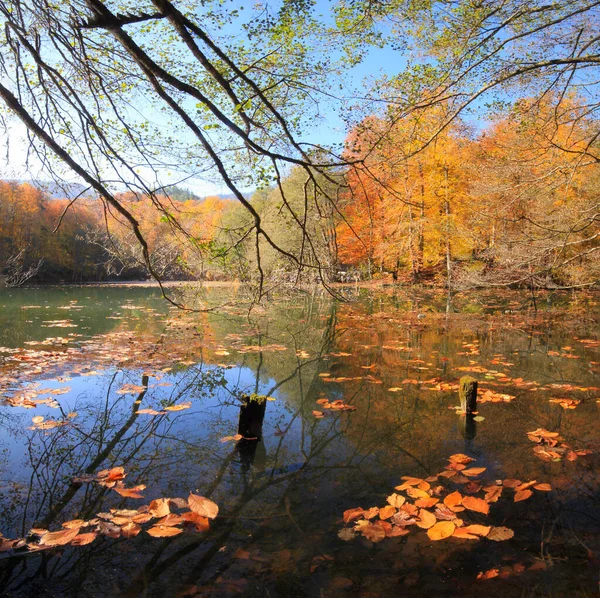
[[188, 493, 219, 519], [533, 483, 552, 492], [147, 526, 183, 537], [416, 509, 437, 529], [514, 489, 533, 502], [443, 491, 462, 509], [379, 505, 396, 520], [70, 532, 97, 546], [427, 521, 455, 541], [477, 568, 499, 580], [462, 496, 489, 515], [343, 507, 365, 524]]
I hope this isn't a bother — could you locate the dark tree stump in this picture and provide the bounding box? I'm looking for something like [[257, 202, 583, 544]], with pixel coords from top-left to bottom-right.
[[237, 394, 267, 440], [459, 376, 478, 415]]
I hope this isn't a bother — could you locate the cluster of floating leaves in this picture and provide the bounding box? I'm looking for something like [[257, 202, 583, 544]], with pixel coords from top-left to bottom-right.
[[313, 397, 356, 418], [0, 467, 218, 555], [339, 453, 552, 545], [527, 428, 593, 461]]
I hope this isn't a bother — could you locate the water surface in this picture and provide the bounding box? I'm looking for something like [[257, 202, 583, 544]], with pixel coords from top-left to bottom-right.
[[0, 285, 598, 597]]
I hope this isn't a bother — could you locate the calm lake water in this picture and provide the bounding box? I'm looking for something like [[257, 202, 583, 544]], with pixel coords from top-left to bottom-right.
[[0, 285, 598, 597]]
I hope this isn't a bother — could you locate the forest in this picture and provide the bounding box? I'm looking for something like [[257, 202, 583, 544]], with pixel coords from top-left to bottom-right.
[[2, 98, 599, 289]]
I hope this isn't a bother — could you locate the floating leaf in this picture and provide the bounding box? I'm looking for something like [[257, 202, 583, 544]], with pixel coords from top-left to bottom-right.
[[386, 493, 406, 508], [188, 493, 219, 519], [477, 568, 500, 580], [343, 507, 364, 524], [362, 522, 386, 543], [180, 512, 209, 532], [416, 509, 437, 529], [427, 521, 455, 541], [462, 496, 489, 515], [149, 498, 170, 518], [70, 533, 97, 546], [533, 483, 552, 492], [147, 525, 182, 538], [487, 526, 514, 542], [462, 467, 486, 477], [379, 505, 396, 520], [338, 528, 356, 541], [39, 528, 80, 547], [514, 489, 533, 502]]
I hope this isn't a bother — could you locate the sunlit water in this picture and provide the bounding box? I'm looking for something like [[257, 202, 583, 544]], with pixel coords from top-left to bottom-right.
[[0, 285, 598, 597]]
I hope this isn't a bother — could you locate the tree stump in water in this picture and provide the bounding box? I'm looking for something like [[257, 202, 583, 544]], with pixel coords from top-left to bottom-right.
[[238, 394, 267, 440], [459, 376, 478, 415]]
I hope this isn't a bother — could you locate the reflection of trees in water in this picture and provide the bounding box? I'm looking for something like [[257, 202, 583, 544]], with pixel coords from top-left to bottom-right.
[[0, 290, 598, 595], [0, 296, 352, 594]]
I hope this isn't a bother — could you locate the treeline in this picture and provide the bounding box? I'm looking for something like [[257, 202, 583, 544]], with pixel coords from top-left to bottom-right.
[[1, 99, 598, 288]]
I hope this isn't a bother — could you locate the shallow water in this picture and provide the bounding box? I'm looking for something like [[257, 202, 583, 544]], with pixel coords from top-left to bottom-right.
[[0, 285, 598, 597]]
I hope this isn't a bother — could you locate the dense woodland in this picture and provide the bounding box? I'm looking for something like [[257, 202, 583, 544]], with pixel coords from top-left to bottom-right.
[[0, 0, 598, 292], [1, 98, 599, 289]]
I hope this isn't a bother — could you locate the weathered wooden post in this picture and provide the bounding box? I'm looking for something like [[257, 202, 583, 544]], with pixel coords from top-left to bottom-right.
[[236, 393, 268, 470], [238, 393, 267, 439], [459, 376, 478, 415]]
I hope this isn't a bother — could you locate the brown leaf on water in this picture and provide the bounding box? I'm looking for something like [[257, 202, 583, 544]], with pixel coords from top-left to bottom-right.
[[434, 505, 457, 521], [120, 522, 142, 538], [149, 498, 171, 518], [39, 528, 80, 547], [379, 505, 396, 520], [515, 480, 537, 492], [181, 512, 209, 532], [416, 509, 437, 530], [157, 514, 185, 527], [70, 533, 97, 546], [386, 493, 406, 508], [97, 521, 120, 538], [188, 493, 219, 519], [131, 512, 153, 524], [147, 525, 183, 537], [169, 497, 189, 510], [363, 507, 380, 520], [387, 525, 410, 537], [462, 496, 490, 515], [395, 477, 423, 490], [462, 524, 491, 537], [484, 486, 503, 503], [533, 483, 552, 492], [220, 434, 243, 443], [415, 497, 439, 508], [137, 409, 161, 415], [448, 454, 475, 465], [502, 478, 521, 488], [312, 410, 325, 419], [477, 568, 499, 580], [487, 526, 514, 542], [406, 487, 430, 499], [113, 483, 146, 498], [343, 507, 365, 524], [32, 415, 44, 424], [163, 402, 192, 412], [62, 519, 86, 530], [361, 522, 386, 543], [427, 521, 455, 541], [462, 467, 486, 477], [514, 489, 533, 502], [452, 527, 479, 540], [443, 491, 462, 509], [338, 528, 356, 541], [97, 467, 126, 485]]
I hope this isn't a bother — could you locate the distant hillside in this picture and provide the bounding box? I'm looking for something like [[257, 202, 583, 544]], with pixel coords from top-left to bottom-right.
[[20, 180, 236, 203]]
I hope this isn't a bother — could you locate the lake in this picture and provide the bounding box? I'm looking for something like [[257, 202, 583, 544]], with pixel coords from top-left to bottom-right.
[[0, 284, 598, 597]]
